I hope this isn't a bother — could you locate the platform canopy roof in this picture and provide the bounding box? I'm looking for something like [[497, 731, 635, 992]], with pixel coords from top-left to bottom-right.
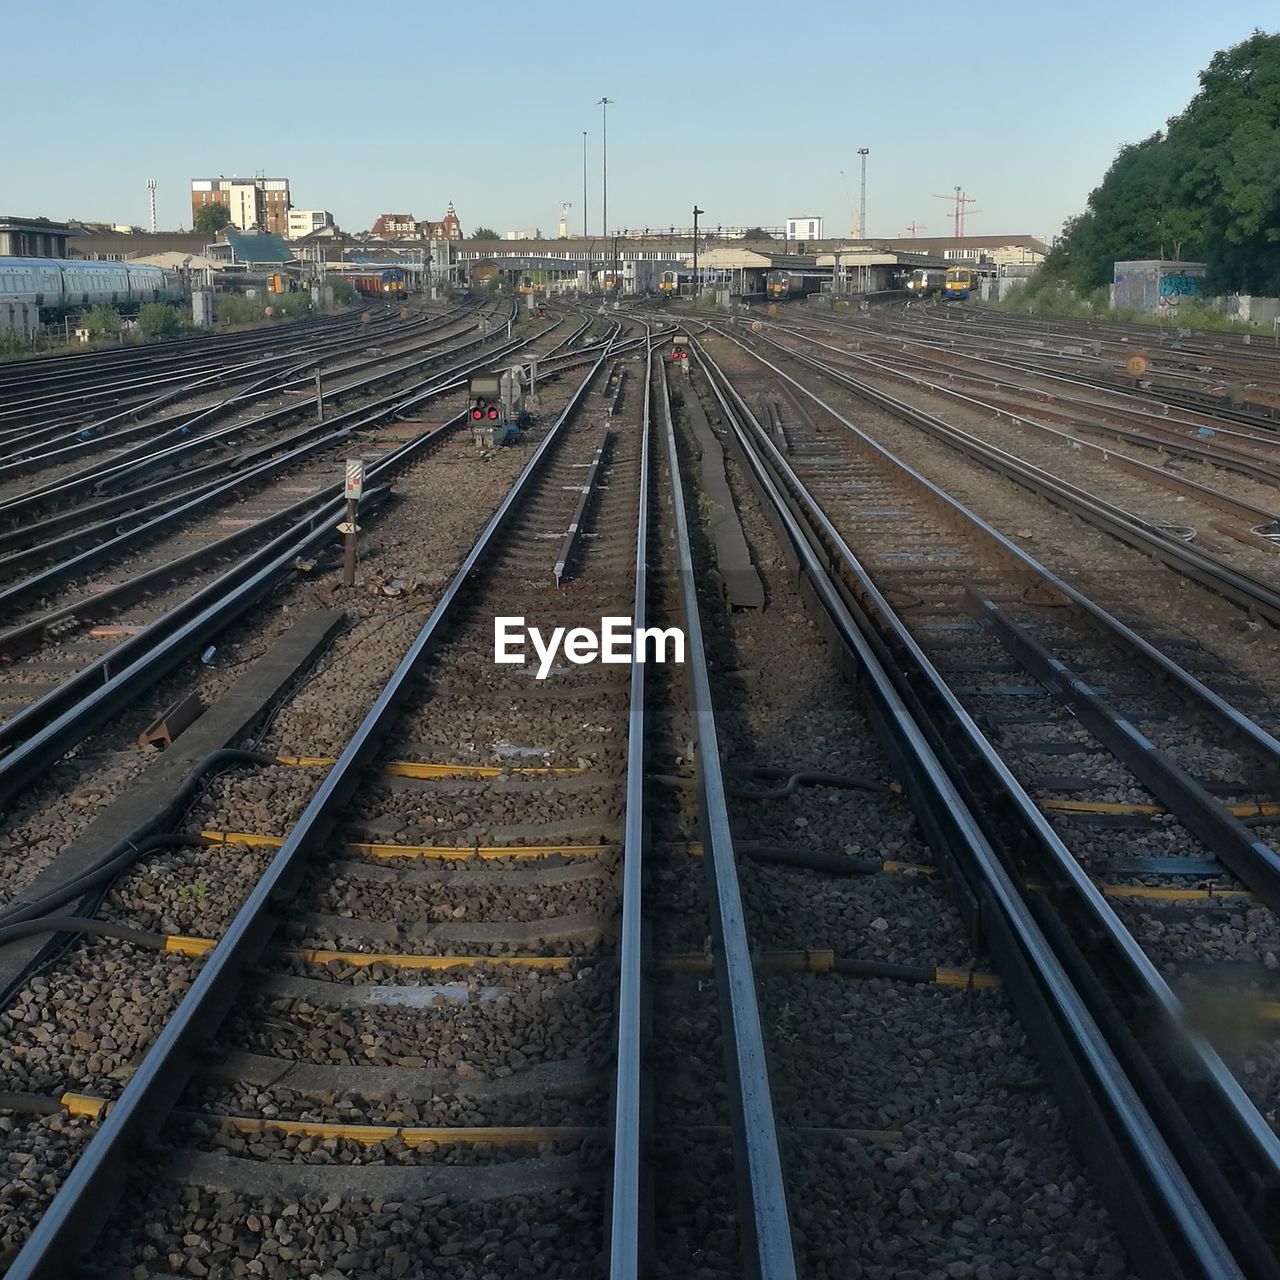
[[127, 251, 224, 271], [220, 230, 293, 264]]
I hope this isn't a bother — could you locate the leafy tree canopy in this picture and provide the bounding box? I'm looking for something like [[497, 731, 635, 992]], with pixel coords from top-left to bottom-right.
[[1045, 30, 1280, 294], [194, 204, 232, 235], [470, 226, 499, 240], [742, 226, 774, 240]]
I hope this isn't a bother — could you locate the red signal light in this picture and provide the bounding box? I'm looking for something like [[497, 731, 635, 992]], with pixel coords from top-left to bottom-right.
[[487, 407, 499, 420], [471, 408, 483, 420]]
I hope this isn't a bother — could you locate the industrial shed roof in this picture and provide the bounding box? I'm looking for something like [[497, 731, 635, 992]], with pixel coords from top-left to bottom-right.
[[221, 230, 293, 263]]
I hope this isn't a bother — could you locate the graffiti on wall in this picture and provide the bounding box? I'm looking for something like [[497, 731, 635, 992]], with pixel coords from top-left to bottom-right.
[[1157, 274, 1200, 307]]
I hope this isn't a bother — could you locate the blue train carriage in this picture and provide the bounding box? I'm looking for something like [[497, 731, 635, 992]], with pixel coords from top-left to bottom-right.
[[944, 266, 975, 300], [0, 256, 185, 316]]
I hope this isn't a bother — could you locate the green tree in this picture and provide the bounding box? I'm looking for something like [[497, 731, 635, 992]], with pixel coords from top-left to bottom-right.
[[194, 203, 232, 235], [470, 226, 499, 240], [83, 304, 121, 336], [1046, 31, 1280, 294], [742, 227, 774, 240], [137, 303, 187, 337], [329, 276, 357, 305]]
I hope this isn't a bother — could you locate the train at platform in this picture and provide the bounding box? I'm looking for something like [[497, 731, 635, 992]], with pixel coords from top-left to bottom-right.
[[765, 269, 824, 301], [906, 268, 946, 297], [944, 266, 976, 299], [0, 257, 185, 318], [347, 267, 407, 299], [659, 269, 692, 297], [906, 266, 978, 300]]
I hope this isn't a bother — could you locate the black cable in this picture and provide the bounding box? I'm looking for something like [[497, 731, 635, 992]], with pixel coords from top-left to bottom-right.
[[0, 917, 169, 950], [0, 750, 275, 934]]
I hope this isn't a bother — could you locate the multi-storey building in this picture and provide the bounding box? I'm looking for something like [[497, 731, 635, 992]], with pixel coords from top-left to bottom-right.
[[286, 209, 335, 239], [369, 205, 464, 241], [190, 177, 292, 234], [370, 213, 418, 237]]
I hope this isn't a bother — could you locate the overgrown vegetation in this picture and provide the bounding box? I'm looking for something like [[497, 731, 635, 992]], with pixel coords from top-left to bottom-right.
[[83, 304, 122, 337], [1044, 30, 1280, 295], [137, 303, 190, 337], [329, 276, 357, 305], [989, 275, 1277, 336]]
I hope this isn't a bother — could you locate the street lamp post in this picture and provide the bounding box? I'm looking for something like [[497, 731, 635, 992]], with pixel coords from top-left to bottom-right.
[[598, 97, 613, 239], [857, 148, 869, 239], [582, 131, 588, 240], [692, 206, 703, 298]]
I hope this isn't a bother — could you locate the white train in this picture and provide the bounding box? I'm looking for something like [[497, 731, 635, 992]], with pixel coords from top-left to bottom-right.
[[0, 257, 186, 316]]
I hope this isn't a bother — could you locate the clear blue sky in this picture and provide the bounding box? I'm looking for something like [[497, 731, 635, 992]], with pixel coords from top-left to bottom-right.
[[6, 0, 1271, 242]]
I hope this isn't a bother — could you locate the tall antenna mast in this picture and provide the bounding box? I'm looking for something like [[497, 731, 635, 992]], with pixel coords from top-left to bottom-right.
[[146, 179, 157, 233]]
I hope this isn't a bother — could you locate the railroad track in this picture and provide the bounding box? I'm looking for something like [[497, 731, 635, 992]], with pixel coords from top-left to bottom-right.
[[0, 308, 621, 815], [864, 304, 1280, 430], [686, 328, 1280, 1275], [778, 309, 1280, 477], [0, 324, 654, 1277], [736, 325, 1280, 631], [4, 310, 1278, 1277], [0, 304, 502, 502], [0, 307, 385, 432]]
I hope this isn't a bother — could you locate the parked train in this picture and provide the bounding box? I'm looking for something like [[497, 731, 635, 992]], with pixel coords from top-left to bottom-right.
[[905, 268, 947, 296], [347, 268, 407, 299], [765, 270, 824, 301], [0, 256, 185, 317], [906, 266, 977, 299], [659, 269, 690, 296], [944, 266, 976, 299]]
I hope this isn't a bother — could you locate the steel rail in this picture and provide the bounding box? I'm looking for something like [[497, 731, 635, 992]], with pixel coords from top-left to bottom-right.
[[0, 440, 356, 663], [0, 313, 519, 602], [876, 311, 1280, 431], [0, 304, 368, 387], [608, 328, 653, 1280], [719, 329, 1280, 778], [0, 306, 378, 409], [746, 326, 1280, 636], [554, 428, 612, 586], [694, 336, 1252, 1278], [802, 315, 1280, 457], [658, 359, 798, 1280], [0, 324, 597, 807], [0, 338, 615, 1278], [0, 312, 383, 434], [0, 304, 503, 498], [775, 326, 1280, 513], [694, 336, 1280, 1276], [0, 305, 522, 532], [0, 304, 456, 458]]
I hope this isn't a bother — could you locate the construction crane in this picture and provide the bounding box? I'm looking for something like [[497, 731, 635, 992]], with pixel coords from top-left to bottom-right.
[[558, 201, 573, 239], [900, 221, 926, 239], [932, 188, 980, 237]]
